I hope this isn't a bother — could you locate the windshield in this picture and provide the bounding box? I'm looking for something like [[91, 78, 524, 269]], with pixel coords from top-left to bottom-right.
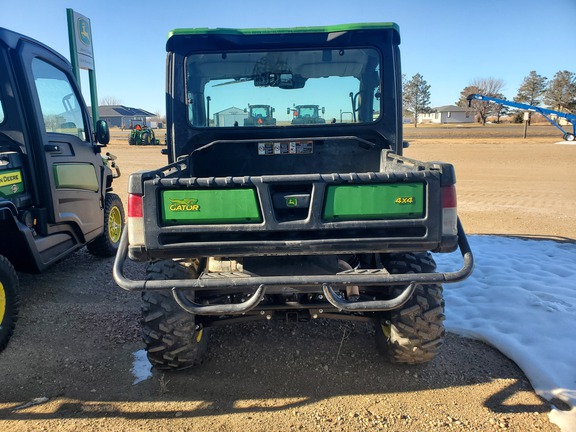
[[186, 48, 381, 127]]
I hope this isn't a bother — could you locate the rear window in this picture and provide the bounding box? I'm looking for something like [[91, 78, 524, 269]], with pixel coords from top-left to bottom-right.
[[186, 47, 381, 128]]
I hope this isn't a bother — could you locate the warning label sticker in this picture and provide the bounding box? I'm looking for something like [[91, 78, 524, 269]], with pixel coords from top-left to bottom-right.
[[257, 141, 313, 156]]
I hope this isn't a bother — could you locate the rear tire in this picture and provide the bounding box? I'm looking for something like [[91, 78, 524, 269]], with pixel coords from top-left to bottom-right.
[[141, 132, 151, 144], [86, 193, 125, 257], [375, 252, 445, 364], [142, 260, 208, 370], [0, 255, 19, 352]]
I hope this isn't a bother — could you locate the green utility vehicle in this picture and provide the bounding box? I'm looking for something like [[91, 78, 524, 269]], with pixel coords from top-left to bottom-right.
[[244, 104, 276, 126], [128, 125, 161, 145], [0, 27, 125, 352], [289, 104, 326, 124], [113, 23, 474, 370]]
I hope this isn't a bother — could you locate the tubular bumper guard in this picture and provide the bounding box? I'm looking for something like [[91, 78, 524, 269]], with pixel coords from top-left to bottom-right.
[[113, 220, 474, 315]]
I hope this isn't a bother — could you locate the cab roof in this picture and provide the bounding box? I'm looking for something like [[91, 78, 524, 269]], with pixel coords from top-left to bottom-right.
[[166, 23, 401, 52], [168, 22, 399, 38]]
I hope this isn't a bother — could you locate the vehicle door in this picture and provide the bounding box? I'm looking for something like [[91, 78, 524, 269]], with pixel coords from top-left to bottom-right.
[[15, 39, 104, 239]]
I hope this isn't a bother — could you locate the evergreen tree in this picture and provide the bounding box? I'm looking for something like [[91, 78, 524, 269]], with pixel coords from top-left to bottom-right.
[[514, 71, 547, 125], [515, 71, 547, 106], [544, 70, 576, 112], [403, 73, 431, 127]]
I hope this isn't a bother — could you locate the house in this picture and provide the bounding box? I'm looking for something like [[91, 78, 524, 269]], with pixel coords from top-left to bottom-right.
[[97, 105, 156, 129], [419, 105, 474, 124], [213, 107, 247, 127]]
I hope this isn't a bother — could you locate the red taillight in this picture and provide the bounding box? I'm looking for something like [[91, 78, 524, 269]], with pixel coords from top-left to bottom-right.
[[442, 185, 457, 208], [128, 193, 143, 217], [441, 185, 458, 236]]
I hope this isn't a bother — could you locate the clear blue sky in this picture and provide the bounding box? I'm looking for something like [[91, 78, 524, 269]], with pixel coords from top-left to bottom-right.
[[3, 0, 575, 115]]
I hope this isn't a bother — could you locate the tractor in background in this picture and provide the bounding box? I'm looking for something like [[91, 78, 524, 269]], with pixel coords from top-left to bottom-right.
[[128, 124, 161, 145], [289, 105, 326, 124], [244, 104, 276, 126]]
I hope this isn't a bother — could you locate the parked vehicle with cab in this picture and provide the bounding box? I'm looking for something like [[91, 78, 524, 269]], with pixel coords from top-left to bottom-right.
[[0, 27, 124, 351], [113, 23, 473, 370]]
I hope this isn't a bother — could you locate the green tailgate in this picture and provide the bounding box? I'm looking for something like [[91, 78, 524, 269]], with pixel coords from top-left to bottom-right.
[[162, 189, 262, 224], [323, 183, 424, 221]]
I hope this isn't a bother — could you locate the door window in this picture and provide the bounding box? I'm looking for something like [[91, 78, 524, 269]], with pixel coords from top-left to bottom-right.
[[31, 58, 86, 140]]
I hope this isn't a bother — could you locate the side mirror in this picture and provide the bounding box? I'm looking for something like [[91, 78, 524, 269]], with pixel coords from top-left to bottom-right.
[[322, 107, 325, 114], [287, 107, 291, 115], [403, 140, 410, 148], [96, 120, 110, 145]]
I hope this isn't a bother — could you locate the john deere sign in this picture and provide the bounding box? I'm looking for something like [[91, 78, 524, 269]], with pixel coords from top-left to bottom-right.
[[66, 8, 99, 126], [68, 10, 94, 70]]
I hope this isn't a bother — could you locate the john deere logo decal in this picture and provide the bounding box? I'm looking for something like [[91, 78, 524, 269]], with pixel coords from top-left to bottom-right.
[[286, 197, 298, 207], [78, 18, 91, 46], [169, 198, 200, 212], [0, 171, 22, 186]]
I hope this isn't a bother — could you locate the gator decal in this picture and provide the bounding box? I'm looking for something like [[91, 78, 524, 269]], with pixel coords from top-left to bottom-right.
[[168, 198, 200, 212], [162, 189, 261, 224]]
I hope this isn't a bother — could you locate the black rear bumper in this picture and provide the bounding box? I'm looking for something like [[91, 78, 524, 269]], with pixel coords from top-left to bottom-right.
[[113, 219, 473, 315]]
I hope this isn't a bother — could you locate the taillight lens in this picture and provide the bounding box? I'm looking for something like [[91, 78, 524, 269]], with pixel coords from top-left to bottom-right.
[[128, 193, 143, 217], [442, 185, 458, 236], [127, 193, 144, 245]]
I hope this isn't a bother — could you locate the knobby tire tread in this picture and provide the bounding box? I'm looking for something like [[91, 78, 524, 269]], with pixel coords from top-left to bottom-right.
[[141, 260, 207, 370], [375, 252, 446, 365]]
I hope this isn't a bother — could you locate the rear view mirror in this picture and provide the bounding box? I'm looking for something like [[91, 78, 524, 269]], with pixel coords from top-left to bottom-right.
[[96, 119, 110, 145], [278, 73, 293, 88]]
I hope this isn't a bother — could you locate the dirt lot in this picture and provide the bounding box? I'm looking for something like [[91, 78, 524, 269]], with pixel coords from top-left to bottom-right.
[[0, 124, 574, 431]]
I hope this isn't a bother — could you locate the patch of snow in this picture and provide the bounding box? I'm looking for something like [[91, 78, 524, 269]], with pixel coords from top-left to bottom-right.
[[131, 349, 152, 385], [435, 235, 576, 432]]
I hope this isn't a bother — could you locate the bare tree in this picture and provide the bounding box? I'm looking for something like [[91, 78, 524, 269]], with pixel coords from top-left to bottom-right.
[[457, 77, 505, 125], [403, 73, 431, 127], [151, 110, 166, 126], [99, 96, 122, 106], [544, 70, 576, 112]]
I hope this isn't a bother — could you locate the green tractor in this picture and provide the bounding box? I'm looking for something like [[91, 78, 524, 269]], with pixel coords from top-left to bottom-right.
[[289, 104, 326, 124], [128, 125, 160, 145], [244, 104, 276, 126]]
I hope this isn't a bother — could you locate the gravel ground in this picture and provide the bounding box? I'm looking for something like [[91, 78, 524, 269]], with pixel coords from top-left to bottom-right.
[[1, 124, 573, 431]]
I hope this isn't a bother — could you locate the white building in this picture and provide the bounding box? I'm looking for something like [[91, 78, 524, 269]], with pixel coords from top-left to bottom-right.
[[213, 107, 247, 127], [419, 105, 474, 124]]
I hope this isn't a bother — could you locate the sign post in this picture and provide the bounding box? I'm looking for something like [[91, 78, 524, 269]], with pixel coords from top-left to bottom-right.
[[67, 9, 99, 128], [523, 111, 530, 139]]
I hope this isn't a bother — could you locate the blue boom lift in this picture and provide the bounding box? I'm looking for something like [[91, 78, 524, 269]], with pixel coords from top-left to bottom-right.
[[467, 94, 576, 141]]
